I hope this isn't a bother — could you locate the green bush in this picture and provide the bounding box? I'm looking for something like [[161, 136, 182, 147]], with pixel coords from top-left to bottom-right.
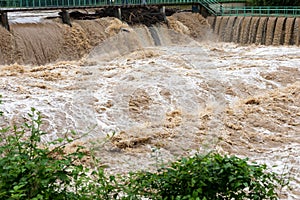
[[0, 100, 288, 199], [247, 0, 300, 6], [0, 107, 117, 200], [125, 153, 288, 200]]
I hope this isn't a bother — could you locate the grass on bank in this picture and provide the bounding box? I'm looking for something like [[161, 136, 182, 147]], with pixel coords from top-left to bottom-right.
[[0, 101, 289, 199]]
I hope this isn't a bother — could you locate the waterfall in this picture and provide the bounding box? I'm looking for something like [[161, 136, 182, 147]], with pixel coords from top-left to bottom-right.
[[248, 17, 260, 44], [207, 16, 215, 31], [284, 18, 295, 45], [294, 18, 300, 45], [273, 17, 286, 45], [232, 17, 244, 43], [218, 16, 229, 41], [0, 12, 211, 65], [214, 16, 222, 35], [148, 26, 161, 46], [240, 17, 252, 44], [265, 17, 277, 45], [223, 17, 236, 42], [210, 16, 300, 46]]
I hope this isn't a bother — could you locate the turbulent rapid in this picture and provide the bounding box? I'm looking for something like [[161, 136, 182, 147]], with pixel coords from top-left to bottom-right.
[[0, 11, 299, 199]]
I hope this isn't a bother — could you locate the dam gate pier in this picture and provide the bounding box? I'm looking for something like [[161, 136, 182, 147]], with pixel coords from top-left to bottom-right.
[[0, 11, 9, 31]]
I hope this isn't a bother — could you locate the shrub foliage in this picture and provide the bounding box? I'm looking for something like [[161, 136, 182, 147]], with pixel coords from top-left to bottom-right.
[[0, 108, 116, 199], [0, 104, 288, 199], [247, 0, 300, 6], [127, 153, 285, 199]]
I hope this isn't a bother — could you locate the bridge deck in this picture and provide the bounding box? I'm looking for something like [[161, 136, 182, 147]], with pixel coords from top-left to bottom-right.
[[0, 0, 199, 11], [0, 0, 300, 17], [0, 4, 195, 12]]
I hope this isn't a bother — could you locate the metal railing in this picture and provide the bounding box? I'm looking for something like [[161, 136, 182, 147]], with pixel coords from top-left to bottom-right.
[[1, 0, 120, 7], [218, 0, 246, 2], [1, 0, 300, 17], [0, 0, 221, 11], [201, 0, 222, 15], [222, 6, 300, 17]]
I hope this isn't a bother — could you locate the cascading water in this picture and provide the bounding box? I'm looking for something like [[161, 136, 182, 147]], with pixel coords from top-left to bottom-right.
[[213, 16, 222, 35], [265, 17, 277, 45], [240, 16, 252, 44], [148, 26, 161, 46], [0, 11, 299, 199], [232, 17, 243, 43], [273, 17, 286, 45], [294, 18, 300, 45], [248, 17, 260, 44], [223, 16, 236, 42], [255, 17, 268, 44], [210, 16, 300, 46], [218, 16, 229, 41], [284, 18, 295, 45]]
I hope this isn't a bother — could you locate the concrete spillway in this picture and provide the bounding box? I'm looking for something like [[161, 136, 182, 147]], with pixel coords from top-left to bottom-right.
[[209, 16, 300, 45]]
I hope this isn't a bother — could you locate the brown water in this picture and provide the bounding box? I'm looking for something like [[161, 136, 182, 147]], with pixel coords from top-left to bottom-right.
[[211, 16, 300, 46], [248, 17, 259, 44], [232, 16, 244, 43], [0, 12, 299, 199], [223, 16, 236, 42], [284, 18, 295, 45]]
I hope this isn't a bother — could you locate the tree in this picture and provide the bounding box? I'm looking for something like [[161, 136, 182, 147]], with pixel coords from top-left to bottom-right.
[[247, 0, 300, 6]]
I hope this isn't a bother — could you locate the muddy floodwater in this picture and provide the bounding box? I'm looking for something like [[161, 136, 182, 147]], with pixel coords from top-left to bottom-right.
[[0, 11, 299, 199]]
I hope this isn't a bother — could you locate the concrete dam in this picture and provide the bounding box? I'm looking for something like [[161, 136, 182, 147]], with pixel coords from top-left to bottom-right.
[[208, 16, 300, 46]]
